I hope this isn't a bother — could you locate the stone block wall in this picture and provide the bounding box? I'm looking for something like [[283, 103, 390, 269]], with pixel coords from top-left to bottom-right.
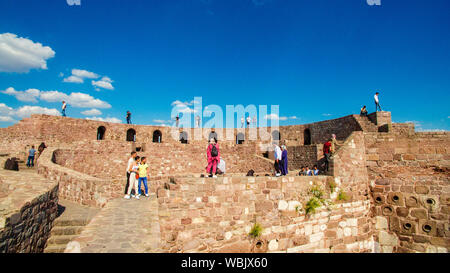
[[0, 173, 58, 253], [37, 148, 122, 207], [364, 131, 450, 253], [286, 145, 322, 170], [157, 175, 373, 253]]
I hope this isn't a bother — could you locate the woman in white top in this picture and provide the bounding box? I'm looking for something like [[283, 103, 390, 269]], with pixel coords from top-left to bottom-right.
[[125, 156, 140, 199]]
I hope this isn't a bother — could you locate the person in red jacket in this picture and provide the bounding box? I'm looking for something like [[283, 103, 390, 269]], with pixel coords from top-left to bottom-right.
[[323, 139, 332, 172], [206, 138, 220, 178]]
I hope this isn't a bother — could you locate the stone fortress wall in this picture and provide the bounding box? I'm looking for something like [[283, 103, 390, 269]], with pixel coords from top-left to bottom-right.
[[0, 111, 448, 253]]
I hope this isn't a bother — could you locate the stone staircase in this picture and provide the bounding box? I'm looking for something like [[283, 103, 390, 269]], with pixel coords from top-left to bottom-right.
[[44, 200, 100, 253], [354, 115, 378, 133]]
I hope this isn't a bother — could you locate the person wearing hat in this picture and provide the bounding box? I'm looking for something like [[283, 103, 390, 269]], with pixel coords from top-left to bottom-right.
[[206, 138, 220, 178]]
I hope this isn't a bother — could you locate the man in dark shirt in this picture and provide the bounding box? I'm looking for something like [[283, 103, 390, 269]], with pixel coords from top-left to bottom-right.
[[126, 111, 132, 124]]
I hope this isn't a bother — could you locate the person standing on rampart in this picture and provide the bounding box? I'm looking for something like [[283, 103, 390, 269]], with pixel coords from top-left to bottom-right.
[[61, 101, 67, 117], [374, 92, 382, 112], [126, 111, 132, 124]]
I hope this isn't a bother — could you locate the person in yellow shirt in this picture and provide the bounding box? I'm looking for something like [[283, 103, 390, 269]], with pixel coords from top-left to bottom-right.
[[138, 157, 150, 197]]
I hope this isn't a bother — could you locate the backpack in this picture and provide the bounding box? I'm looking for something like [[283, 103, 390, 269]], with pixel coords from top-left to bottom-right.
[[211, 144, 218, 157]]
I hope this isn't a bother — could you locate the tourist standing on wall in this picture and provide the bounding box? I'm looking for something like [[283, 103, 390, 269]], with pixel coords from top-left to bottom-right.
[[195, 115, 201, 128], [246, 116, 251, 128], [126, 111, 132, 124], [125, 156, 140, 199], [61, 101, 67, 117], [374, 92, 382, 112], [26, 145, 36, 168], [138, 157, 149, 197], [323, 139, 332, 172], [281, 145, 288, 175], [206, 138, 220, 178], [125, 151, 137, 195], [273, 142, 282, 177], [241, 117, 244, 128]]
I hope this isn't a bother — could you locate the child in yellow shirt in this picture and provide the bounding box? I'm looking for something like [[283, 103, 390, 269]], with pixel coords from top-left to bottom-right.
[[138, 157, 149, 197]]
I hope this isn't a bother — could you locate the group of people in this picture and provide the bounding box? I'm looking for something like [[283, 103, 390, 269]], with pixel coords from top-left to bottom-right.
[[299, 165, 319, 176], [124, 151, 150, 200], [240, 116, 257, 128]]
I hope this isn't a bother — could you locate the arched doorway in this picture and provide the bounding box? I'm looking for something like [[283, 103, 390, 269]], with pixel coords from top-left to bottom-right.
[[153, 130, 162, 143], [236, 133, 245, 144], [272, 130, 281, 141], [304, 128, 311, 145], [180, 131, 188, 144], [126, 128, 136, 142], [97, 126, 106, 140]]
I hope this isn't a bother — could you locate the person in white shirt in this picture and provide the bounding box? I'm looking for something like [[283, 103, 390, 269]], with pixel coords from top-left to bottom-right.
[[246, 116, 251, 128], [241, 117, 244, 128], [124, 151, 137, 195], [61, 101, 67, 117], [374, 92, 382, 112], [195, 115, 201, 128], [273, 142, 282, 177]]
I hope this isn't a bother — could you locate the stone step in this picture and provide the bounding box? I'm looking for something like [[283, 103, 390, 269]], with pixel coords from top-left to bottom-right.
[[50, 226, 85, 236], [53, 219, 91, 227], [47, 234, 78, 245], [44, 244, 67, 253]]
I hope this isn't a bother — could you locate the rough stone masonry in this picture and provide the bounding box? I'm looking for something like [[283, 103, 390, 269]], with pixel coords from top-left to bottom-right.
[[0, 111, 448, 253]]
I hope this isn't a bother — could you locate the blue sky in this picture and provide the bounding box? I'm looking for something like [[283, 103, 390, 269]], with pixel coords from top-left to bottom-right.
[[0, 0, 449, 130]]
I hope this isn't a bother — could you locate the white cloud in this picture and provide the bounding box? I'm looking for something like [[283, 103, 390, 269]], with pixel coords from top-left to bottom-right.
[[0, 103, 14, 116], [1, 87, 40, 102], [171, 99, 197, 114], [0, 33, 55, 73], [265, 114, 297, 121], [63, 69, 100, 84], [14, 105, 60, 118], [2, 87, 112, 109], [63, 75, 84, 83], [322, 113, 332, 117], [72, 69, 99, 79], [86, 116, 121, 123], [153, 119, 171, 124], [81, 108, 102, 116], [92, 76, 114, 90], [0, 116, 15, 122]]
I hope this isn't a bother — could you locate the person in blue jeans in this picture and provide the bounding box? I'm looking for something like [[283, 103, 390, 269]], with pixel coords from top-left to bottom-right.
[[27, 145, 36, 167], [138, 157, 149, 197]]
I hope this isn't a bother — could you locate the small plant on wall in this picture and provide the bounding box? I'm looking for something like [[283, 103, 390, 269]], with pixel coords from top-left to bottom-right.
[[328, 179, 337, 193], [337, 190, 349, 201], [304, 183, 334, 216], [249, 223, 263, 238]]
